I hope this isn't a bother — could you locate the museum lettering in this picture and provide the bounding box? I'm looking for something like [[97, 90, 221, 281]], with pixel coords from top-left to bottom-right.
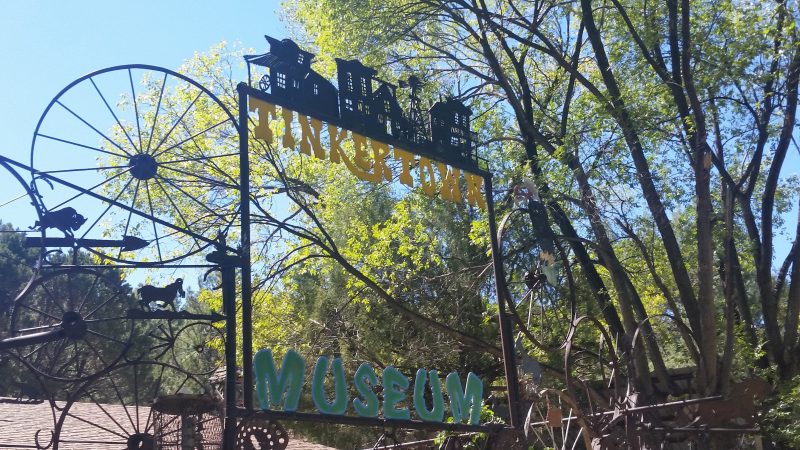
[[254, 349, 484, 425]]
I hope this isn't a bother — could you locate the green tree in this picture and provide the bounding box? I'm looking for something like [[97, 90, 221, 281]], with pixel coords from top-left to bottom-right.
[[281, 0, 800, 445]]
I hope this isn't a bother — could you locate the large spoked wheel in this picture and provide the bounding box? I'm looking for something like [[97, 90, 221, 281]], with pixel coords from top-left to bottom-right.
[[52, 360, 215, 450], [8, 267, 134, 382], [30, 64, 240, 264]]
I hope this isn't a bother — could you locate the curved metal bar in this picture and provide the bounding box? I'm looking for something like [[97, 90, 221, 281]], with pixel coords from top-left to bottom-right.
[[0, 158, 45, 328], [628, 314, 704, 400], [563, 315, 623, 414]]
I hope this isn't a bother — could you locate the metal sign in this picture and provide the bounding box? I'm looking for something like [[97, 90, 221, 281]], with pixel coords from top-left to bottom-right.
[[237, 35, 522, 435]]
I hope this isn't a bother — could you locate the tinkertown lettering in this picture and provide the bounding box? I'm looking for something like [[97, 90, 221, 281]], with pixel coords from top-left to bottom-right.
[[254, 349, 484, 425], [249, 98, 488, 210]]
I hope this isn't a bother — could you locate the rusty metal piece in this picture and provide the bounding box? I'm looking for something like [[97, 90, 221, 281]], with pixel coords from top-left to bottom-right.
[[683, 378, 771, 428]]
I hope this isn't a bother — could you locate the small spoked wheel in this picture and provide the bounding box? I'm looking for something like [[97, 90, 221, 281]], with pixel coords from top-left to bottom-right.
[[30, 64, 241, 264], [258, 74, 270, 91], [9, 267, 134, 382], [52, 361, 216, 450]]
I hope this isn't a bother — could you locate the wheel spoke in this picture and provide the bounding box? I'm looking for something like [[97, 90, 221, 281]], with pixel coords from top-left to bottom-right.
[[87, 390, 131, 436], [83, 315, 129, 324], [175, 119, 240, 186], [104, 364, 138, 431], [144, 180, 164, 262], [18, 302, 61, 323], [128, 69, 144, 152], [86, 329, 128, 346], [22, 341, 48, 359], [146, 72, 168, 153], [40, 165, 129, 175], [151, 118, 229, 160], [90, 77, 139, 153], [65, 410, 129, 440], [149, 90, 203, 157], [16, 323, 60, 333], [118, 179, 141, 259], [36, 133, 128, 159], [78, 175, 134, 240], [39, 279, 66, 314], [48, 168, 131, 211], [134, 364, 140, 432], [55, 100, 132, 157], [159, 152, 239, 165], [160, 164, 237, 189], [156, 175, 223, 220], [150, 177, 213, 254], [84, 289, 124, 319]]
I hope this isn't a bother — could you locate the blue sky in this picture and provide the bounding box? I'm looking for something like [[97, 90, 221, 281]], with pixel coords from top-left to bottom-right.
[[0, 1, 287, 166]]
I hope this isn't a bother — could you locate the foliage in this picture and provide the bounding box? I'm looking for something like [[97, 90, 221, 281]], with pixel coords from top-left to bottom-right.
[[761, 374, 800, 448], [276, 0, 800, 445]]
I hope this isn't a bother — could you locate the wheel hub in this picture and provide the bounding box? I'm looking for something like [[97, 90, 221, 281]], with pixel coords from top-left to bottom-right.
[[129, 154, 158, 180], [61, 311, 87, 339], [127, 433, 155, 450]]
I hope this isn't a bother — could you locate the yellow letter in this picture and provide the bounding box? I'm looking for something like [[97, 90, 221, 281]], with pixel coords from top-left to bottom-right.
[[281, 106, 296, 149], [371, 140, 392, 182], [394, 148, 415, 188], [248, 98, 277, 142], [351, 133, 371, 172], [298, 115, 325, 159], [418, 157, 437, 197], [436, 162, 462, 204], [464, 172, 486, 210], [328, 124, 348, 164]]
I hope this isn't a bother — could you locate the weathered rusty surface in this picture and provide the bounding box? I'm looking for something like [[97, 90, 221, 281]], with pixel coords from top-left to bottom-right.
[[683, 378, 771, 427]]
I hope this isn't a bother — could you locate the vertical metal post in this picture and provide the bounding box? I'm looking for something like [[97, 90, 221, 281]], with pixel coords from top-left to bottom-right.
[[238, 83, 254, 412], [218, 236, 238, 449], [484, 175, 522, 428]]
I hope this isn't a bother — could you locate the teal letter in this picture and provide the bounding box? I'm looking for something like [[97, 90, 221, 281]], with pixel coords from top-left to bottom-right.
[[382, 366, 411, 420], [311, 356, 349, 415], [445, 372, 483, 425], [413, 369, 444, 422], [353, 363, 379, 417], [253, 349, 305, 411]]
